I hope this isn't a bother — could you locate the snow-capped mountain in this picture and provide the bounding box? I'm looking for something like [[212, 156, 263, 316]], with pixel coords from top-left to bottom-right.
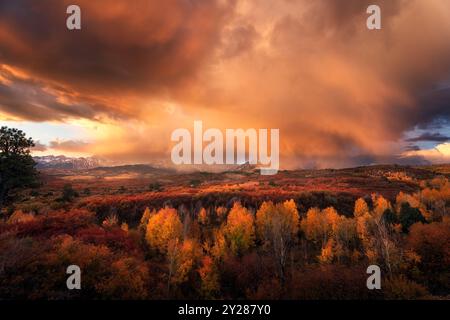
[[33, 155, 102, 170]]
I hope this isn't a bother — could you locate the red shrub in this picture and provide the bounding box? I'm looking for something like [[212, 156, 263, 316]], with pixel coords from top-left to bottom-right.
[[14, 209, 95, 238], [76, 226, 137, 252]]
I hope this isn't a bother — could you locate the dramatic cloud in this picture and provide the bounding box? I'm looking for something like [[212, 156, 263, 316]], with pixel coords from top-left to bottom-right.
[[402, 142, 450, 164], [406, 132, 450, 143], [0, 0, 234, 95], [0, 65, 120, 121], [1, 0, 450, 168]]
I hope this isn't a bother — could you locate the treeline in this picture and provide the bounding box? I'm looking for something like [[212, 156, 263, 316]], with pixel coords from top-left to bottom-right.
[[0, 177, 448, 299], [80, 189, 357, 227]]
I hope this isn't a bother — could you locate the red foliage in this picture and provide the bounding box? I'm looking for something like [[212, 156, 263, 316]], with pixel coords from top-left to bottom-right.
[[13, 209, 95, 238], [289, 265, 380, 299], [76, 226, 137, 252], [408, 219, 450, 276]]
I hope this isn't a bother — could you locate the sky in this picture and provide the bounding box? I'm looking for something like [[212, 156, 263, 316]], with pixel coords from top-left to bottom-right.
[[0, 0, 449, 169]]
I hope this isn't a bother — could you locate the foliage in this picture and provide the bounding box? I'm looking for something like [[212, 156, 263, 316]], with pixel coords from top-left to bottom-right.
[[398, 202, 426, 233], [167, 239, 201, 295], [102, 214, 119, 228], [146, 207, 183, 253], [60, 184, 79, 202], [0, 126, 38, 207], [301, 206, 339, 249], [407, 218, 450, 294], [149, 182, 162, 192], [256, 200, 299, 280], [1, 168, 449, 299], [198, 255, 220, 298], [224, 202, 255, 256], [198, 207, 208, 225], [354, 197, 369, 218], [383, 275, 429, 300]]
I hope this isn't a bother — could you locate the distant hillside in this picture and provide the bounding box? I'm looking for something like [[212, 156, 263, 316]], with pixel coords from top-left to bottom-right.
[[87, 164, 175, 176]]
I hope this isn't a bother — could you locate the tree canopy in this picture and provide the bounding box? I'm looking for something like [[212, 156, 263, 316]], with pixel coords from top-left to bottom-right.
[[0, 126, 38, 207]]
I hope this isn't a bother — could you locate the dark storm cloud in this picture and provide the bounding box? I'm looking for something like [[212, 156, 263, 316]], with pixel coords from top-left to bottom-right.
[[406, 132, 450, 143], [0, 0, 234, 95], [414, 87, 450, 129], [404, 144, 421, 152], [0, 65, 118, 121]]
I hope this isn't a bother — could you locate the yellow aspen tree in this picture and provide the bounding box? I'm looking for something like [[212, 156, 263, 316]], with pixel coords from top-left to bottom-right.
[[198, 207, 208, 225], [354, 198, 369, 218], [146, 207, 183, 253], [224, 202, 255, 256], [198, 255, 220, 298], [256, 199, 299, 282]]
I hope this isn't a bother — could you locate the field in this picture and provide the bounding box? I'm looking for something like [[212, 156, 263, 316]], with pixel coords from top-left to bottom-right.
[[33, 164, 437, 212]]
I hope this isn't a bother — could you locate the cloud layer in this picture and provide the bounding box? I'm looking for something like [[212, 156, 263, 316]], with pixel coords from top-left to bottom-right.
[[1, 0, 450, 168]]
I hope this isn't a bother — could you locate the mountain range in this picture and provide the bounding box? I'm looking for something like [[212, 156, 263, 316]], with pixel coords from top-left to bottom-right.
[[33, 155, 103, 170]]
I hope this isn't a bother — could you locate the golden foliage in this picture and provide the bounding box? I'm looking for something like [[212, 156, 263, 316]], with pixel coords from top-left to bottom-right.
[[215, 206, 228, 222], [354, 198, 369, 218], [198, 207, 208, 225], [140, 207, 153, 226], [7, 210, 35, 224], [256, 199, 299, 279], [146, 207, 183, 253], [301, 206, 339, 248], [256, 199, 299, 243], [396, 192, 420, 211], [211, 228, 228, 262], [224, 202, 255, 256], [372, 194, 391, 219], [167, 239, 200, 288], [198, 255, 220, 298], [318, 239, 335, 264]]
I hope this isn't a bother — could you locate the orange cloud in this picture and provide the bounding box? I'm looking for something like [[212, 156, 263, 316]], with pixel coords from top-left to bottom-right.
[[1, 0, 450, 168]]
